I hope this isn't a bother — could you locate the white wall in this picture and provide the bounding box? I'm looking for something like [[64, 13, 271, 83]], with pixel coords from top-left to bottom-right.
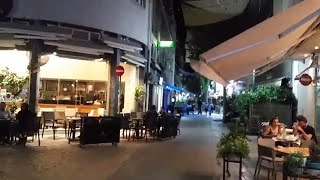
[[292, 59, 316, 127], [0, 50, 138, 113], [9, 0, 150, 45]]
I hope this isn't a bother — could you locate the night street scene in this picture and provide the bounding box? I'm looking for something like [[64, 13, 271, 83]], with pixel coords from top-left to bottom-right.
[[1, 0, 320, 179]]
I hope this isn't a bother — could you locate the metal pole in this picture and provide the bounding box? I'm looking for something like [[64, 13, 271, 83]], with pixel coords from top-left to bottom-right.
[[223, 87, 227, 123], [252, 69, 256, 89], [119, 76, 121, 113]]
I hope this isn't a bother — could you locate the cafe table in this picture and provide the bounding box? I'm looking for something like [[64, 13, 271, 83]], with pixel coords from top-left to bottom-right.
[[274, 147, 310, 157]]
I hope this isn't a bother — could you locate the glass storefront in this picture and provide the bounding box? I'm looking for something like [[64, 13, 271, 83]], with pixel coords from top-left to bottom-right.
[[0, 50, 139, 113], [39, 79, 107, 106]]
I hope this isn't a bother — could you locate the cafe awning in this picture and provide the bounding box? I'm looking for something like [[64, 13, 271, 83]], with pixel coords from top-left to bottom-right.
[[192, 0, 320, 86]]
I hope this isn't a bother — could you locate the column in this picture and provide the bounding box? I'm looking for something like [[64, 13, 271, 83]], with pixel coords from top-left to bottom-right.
[[144, 46, 150, 111], [108, 48, 121, 116], [28, 40, 43, 113], [223, 87, 227, 123]]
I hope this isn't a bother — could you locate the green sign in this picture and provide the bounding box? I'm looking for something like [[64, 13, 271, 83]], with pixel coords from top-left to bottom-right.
[[158, 41, 175, 48]]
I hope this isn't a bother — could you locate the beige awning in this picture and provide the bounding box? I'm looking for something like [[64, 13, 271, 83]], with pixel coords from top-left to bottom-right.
[[190, 60, 228, 86], [192, 0, 320, 86]]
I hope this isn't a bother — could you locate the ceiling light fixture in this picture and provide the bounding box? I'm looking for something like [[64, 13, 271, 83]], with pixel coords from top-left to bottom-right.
[[53, 52, 57, 56], [304, 54, 309, 57], [315, 46, 319, 50]]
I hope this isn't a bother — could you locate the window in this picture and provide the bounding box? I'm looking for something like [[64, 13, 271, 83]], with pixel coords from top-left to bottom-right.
[[136, 0, 146, 8], [39, 79, 107, 106]]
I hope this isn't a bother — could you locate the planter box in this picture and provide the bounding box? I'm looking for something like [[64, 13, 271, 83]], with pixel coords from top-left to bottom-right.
[[248, 103, 292, 134]]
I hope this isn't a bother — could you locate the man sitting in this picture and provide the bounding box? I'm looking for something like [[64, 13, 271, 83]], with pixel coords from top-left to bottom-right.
[[16, 103, 36, 145], [293, 115, 317, 143]]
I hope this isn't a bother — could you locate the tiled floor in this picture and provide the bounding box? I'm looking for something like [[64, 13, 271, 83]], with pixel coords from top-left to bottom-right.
[[0, 115, 280, 180]]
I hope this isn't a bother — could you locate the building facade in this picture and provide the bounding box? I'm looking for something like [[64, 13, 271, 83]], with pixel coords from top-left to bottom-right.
[[147, 0, 178, 111], [0, 0, 151, 115]]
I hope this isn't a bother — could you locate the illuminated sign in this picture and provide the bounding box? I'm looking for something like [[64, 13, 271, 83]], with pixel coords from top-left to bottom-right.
[[158, 41, 175, 48]]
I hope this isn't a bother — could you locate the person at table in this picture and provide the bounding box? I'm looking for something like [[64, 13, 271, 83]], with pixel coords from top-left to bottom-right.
[[263, 117, 282, 137], [144, 105, 158, 122], [15, 103, 36, 145], [159, 107, 166, 117], [0, 102, 11, 120], [293, 115, 317, 143]]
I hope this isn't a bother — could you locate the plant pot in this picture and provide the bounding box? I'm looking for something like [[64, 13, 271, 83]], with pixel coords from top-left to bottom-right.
[[285, 167, 304, 176]]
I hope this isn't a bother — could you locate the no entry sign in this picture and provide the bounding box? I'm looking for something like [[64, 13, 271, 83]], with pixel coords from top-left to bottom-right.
[[299, 73, 312, 86], [115, 66, 124, 77]]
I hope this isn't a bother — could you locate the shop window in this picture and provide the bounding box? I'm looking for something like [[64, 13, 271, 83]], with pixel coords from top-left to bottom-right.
[[39, 79, 107, 106]]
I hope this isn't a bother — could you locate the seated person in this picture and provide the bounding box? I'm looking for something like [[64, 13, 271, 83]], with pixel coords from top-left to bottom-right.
[[293, 115, 317, 143], [263, 117, 283, 137], [159, 107, 166, 117], [143, 105, 158, 125], [0, 102, 11, 120], [16, 103, 36, 145]]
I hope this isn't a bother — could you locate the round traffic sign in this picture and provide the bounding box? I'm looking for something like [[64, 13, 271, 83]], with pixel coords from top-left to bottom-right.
[[299, 73, 312, 86], [115, 66, 124, 77]]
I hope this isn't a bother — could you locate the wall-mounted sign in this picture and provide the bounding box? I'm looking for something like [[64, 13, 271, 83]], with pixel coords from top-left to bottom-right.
[[158, 41, 175, 48], [299, 73, 312, 86], [115, 66, 124, 77]]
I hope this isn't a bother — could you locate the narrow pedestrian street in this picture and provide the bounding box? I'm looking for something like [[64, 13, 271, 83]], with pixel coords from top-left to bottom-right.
[[0, 114, 265, 180]]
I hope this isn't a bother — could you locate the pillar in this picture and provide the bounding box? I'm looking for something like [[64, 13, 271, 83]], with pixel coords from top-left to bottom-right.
[[108, 48, 121, 116], [28, 40, 43, 113], [144, 46, 150, 111], [223, 87, 227, 123]]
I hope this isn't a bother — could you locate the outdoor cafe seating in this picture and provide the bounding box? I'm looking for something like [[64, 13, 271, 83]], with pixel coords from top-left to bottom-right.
[[0, 107, 181, 148], [0, 113, 40, 146], [256, 124, 320, 180], [118, 112, 181, 142]]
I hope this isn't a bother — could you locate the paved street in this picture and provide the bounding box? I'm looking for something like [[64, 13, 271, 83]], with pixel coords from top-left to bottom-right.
[[0, 114, 272, 180]]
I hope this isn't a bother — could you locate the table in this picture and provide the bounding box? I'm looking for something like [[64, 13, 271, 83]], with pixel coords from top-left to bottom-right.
[[274, 147, 310, 157]]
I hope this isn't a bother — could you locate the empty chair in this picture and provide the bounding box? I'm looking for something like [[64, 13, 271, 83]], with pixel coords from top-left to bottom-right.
[[41, 111, 64, 140], [54, 111, 68, 137], [254, 144, 283, 179]]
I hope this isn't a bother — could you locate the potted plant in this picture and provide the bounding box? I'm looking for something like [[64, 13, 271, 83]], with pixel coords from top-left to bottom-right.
[[216, 125, 250, 164], [134, 85, 145, 112], [306, 143, 320, 170], [8, 102, 18, 115], [284, 152, 304, 176]]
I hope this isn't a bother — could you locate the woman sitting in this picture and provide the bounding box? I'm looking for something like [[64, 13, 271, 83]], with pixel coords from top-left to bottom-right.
[[263, 117, 283, 137]]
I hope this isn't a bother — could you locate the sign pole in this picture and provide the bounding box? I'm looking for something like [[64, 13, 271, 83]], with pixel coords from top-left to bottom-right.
[[119, 76, 121, 113], [115, 65, 124, 114]]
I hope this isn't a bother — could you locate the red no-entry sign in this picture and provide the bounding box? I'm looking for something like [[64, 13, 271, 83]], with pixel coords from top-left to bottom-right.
[[299, 73, 312, 86], [115, 66, 124, 77]]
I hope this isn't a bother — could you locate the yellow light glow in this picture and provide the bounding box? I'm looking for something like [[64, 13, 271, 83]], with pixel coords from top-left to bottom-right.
[[315, 46, 319, 50]]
